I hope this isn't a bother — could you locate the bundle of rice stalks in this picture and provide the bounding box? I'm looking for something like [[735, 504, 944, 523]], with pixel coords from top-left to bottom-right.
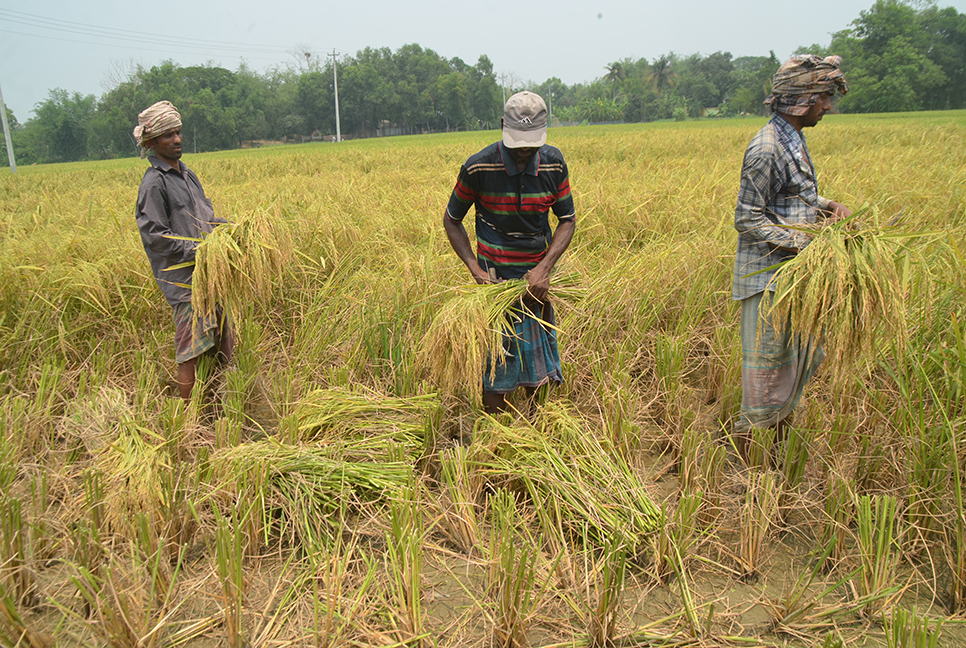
[[474, 402, 660, 551], [762, 209, 922, 384], [170, 206, 293, 323], [210, 438, 411, 547], [294, 385, 439, 444], [98, 419, 168, 536], [419, 273, 583, 403]]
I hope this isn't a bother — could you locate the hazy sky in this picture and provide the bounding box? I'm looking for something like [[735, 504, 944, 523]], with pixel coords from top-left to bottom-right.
[[2, 0, 965, 121]]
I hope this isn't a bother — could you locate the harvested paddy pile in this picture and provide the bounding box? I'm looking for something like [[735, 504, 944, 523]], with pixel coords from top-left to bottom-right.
[[474, 402, 661, 552], [294, 385, 439, 444], [210, 438, 413, 548]]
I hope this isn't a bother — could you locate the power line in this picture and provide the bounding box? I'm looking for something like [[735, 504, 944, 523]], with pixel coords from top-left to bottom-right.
[[0, 9, 350, 63], [0, 27, 291, 64], [0, 8, 294, 54]]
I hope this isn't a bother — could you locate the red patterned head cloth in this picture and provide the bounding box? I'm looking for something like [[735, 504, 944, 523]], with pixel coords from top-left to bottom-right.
[[133, 101, 182, 155], [764, 55, 848, 116]]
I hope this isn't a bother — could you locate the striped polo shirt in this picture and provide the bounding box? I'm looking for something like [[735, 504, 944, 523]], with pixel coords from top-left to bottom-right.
[[445, 141, 576, 280]]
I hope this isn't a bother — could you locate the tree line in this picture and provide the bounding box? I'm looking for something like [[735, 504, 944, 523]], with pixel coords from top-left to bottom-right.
[[2, 0, 963, 166]]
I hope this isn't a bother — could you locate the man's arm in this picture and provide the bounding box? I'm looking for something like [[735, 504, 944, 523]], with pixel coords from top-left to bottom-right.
[[136, 178, 198, 263], [443, 215, 491, 285], [525, 218, 575, 302], [734, 142, 810, 253]]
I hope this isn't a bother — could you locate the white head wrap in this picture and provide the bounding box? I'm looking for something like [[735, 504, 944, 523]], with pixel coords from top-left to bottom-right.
[[133, 101, 182, 153]]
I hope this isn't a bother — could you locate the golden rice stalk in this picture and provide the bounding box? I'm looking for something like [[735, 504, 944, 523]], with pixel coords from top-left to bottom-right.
[[210, 438, 412, 547], [763, 210, 913, 384], [294, 385, 439, 442], [474, 401, 660, 550], [190, 207, 293, 322], [97, 419, 167, 536], [738, 470, 781, 581], [418, 273, 583, 403]]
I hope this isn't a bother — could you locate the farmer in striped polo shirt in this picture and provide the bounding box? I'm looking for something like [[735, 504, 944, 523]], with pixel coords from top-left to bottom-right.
[[444, 91, 576, 414]]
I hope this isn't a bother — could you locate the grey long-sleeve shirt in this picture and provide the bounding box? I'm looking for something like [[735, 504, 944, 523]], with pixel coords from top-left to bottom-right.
[[135, 156, 226, 307]]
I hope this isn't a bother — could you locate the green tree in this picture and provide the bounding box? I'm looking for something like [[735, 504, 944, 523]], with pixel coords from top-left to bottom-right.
[[297, 71, 331, 134], [693, 51, 735, 106], [649, 54, 676, 96], [258, 66, 300, 140], [468, 55, 501, 129], [828, 0, 957, 112], [728, 52, 779, 115], [435, 72, 469, 131], [604, 61, 627, 100], [576, 97, 624, 123], [838, 35, 945, 112], [25, 89, 97, 163], [532, 77, 574, 121], [672, 54, 719, 116], [918, 3, 966, 109], [226, 63, 268, 145]]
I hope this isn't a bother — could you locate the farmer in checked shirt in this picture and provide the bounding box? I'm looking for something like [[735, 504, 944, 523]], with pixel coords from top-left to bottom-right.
[[444, 91, 576, 414], [732, 55, 852, 457]]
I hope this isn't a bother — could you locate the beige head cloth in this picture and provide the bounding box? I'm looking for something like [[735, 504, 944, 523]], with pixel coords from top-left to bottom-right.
[[133, 101, 182, 153]]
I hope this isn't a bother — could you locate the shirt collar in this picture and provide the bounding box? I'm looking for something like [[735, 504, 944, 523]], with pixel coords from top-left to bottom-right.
[[771, 113, 807, 147], [498, 140, 540, 177], [148, 155, 183, 174], [771, 113, 815, 176]]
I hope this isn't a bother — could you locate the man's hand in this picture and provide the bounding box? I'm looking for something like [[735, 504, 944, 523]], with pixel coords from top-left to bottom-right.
[[523, 218, 575, 302], [470, 264, 492, 285], [525, 266, 551, 302], [824, 201, 852, 222]]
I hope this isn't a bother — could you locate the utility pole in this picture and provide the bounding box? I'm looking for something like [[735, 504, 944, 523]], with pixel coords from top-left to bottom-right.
[[331, 50, 341, 143], [0, 80, 16, 173]]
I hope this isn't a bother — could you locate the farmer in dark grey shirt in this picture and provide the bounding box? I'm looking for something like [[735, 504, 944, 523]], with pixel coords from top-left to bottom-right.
[[134, 100, 232, 400]]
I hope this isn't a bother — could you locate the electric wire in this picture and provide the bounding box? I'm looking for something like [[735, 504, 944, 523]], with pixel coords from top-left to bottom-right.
[[0, 8, 347, 60], [0, 8, 294, 54]]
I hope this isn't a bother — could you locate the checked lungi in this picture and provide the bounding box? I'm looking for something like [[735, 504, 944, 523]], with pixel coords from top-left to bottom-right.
[[173, 302, 234, 364], [736, 291, 824, 435], [483, 298, 563, 394]]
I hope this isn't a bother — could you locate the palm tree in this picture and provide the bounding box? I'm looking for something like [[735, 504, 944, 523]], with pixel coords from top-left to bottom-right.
[[649, 55, 675, 96], [604, 62, 627, 101]]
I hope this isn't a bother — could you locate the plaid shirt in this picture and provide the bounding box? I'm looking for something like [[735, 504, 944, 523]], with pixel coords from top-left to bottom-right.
[[732, 115, 831, 300]]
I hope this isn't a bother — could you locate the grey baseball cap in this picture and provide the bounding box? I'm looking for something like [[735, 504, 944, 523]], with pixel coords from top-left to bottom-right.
[[502, 91, 548, 148]]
